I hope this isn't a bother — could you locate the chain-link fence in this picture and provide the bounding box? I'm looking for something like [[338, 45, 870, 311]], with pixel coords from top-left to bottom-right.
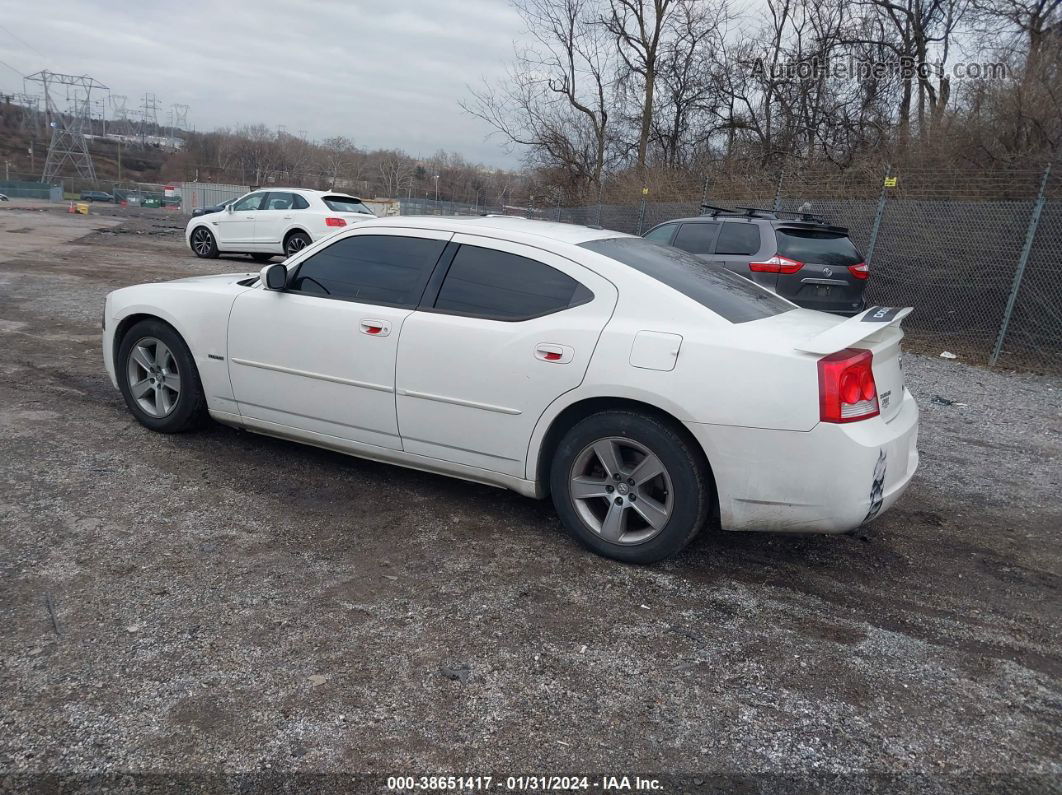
[[398, 165, 1061, 374]]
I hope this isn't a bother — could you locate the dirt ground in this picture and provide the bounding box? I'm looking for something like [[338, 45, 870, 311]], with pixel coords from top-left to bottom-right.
[[0, 201, 1059, 791]]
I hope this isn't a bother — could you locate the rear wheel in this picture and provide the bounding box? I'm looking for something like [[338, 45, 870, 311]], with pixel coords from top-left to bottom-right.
[[284, 231, 311, 258], [117, 319, 207, 433], [190, 227, 219, 259], [550, 410, 711, 563]]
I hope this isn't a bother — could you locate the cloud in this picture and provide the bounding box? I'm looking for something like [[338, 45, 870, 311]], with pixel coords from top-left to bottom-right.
[[0, 0, 526, 167]]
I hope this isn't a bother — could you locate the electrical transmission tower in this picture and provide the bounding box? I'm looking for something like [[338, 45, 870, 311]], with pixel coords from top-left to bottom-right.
[[24, 70, 108, 182], [138, 92, 161, 143]]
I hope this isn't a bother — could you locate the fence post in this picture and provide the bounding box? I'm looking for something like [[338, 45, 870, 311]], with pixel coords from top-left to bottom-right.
[[990, 163, 1051, 367], [864, 163, 891, 269], [636, 186, 648, 234]]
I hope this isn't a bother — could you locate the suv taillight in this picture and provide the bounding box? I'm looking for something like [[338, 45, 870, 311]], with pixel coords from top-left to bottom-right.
[[848, 262, 869, 280], [818, 348, 879, 423], [750, 255, 803, 274], [325, 217, 347, 227]]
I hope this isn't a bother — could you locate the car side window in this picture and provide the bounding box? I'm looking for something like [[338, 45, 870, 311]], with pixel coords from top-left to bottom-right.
[[715, 223, 761, 256], [288, 234, 447, 308], [672, 222, 719, 254], [264, 192, 294, 210], [291, 194, 309, 210], [232, 193, 264, 212], [433, 245, 592, 321], [644, 223, 677, 244]]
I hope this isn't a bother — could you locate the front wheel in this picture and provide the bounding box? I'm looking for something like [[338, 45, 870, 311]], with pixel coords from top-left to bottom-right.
[[284, 231, 311, 258], [117, 319, 207, 433], [550, 410, 712, 563], [190, 227, 219, 259]]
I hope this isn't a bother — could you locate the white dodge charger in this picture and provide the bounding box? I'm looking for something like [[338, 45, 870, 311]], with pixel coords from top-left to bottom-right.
[[104, 216, 919, 562]]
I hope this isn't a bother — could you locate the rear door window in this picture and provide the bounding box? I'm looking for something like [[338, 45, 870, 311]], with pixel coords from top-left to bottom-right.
[[264, 192, 295, 210], [433, 245, 592, 321], [579, 237, 793, 323], [716, 223, 761, 256], [289, 234, 447, 307], [672, 222, 719, 255], [776, 229, 862, 265]]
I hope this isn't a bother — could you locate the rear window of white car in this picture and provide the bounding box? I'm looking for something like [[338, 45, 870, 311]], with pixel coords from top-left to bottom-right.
[[580, 237, 794, 323], [323, 195, 373, 214]]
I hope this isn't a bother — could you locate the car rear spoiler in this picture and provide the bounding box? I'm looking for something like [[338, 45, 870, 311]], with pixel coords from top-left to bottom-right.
[[795, 306, 914, 355]]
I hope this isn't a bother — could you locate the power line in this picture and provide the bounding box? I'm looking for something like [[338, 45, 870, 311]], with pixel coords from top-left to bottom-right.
[[0, 24, 46, 59], [0, 55, 25, 77]]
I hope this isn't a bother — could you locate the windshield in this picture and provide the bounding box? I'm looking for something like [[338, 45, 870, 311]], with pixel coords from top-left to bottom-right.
[[580, 237, 794, 323], [323, 195, 373, 215], [776, 229, 862, 266]]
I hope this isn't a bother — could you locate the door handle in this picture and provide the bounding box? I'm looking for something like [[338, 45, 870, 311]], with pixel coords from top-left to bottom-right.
[[360, 319, 391, 337], [535, 343, 573, 363], [282, 215, 292, 220]]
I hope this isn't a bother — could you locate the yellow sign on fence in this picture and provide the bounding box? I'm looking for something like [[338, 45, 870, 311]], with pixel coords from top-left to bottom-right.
[[883, 176, 898, 188]]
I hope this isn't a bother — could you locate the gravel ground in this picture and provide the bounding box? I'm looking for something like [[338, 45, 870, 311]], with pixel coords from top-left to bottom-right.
[[0, 203, 1059, 792]]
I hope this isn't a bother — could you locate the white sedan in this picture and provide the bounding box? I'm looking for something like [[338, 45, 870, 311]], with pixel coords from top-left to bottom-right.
[[185, 188, 376, 261], [104, 217, 919, 563]]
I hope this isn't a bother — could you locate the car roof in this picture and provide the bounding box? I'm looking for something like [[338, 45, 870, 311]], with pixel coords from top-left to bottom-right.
[[357, 215, 629, 245]]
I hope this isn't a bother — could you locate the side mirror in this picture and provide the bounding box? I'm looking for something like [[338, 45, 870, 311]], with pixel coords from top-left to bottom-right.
[[226, 203, 234, 213], [261, 263, 288, 291]]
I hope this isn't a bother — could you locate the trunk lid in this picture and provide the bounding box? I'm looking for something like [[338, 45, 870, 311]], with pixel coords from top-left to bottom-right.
[[773, 225, 866, 314]]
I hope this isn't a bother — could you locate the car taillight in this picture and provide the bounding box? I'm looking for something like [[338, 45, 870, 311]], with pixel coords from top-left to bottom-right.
[[848, 262, 869, 280], [818, 348, 879, 423], [750, 255, 803, 274], [325, 217, 347, 227]]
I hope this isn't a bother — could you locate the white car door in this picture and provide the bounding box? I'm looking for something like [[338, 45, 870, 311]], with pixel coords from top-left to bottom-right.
[[395, 235, 618, 477], [253, 191, 299, 250], [214, 191, 264, 247], [226, 229, 453, 450]]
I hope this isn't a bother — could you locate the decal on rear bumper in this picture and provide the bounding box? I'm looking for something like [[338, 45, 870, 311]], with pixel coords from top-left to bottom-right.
[[863, 449, 887, 524]]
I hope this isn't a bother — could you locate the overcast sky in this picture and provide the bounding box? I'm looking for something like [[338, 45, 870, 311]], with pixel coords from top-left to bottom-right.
[[0, 0, 527, 167]]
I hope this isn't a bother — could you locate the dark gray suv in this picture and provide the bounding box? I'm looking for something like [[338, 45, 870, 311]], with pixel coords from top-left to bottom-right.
[[643, 206, 867, 316]]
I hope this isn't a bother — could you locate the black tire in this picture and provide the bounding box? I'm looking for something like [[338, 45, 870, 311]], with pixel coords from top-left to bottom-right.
[[549, 410, 711, 563], [284, 231, 312, 258], [190, 226, 219, 259], [116, 319, 207, 433], [250, 253, 274, 263]]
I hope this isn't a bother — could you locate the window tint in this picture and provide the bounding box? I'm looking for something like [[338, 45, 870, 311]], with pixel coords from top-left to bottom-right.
[[289, 235, 447, 307], [672, 222, 719, 254], [264, 192, 295, 210], [776, 229, 862, 266], [643, 223, 676, 243], [716, 223, 761, 256], [323, 195, 374, 214], [434, 245, 592, 321], [579, 237, 793, 323], [292, 194, 309, 210], [232, 193, 264, 212]]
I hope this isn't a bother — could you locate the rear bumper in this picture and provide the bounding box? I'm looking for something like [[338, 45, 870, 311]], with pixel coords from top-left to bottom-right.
[[685, 389, 919, 534]]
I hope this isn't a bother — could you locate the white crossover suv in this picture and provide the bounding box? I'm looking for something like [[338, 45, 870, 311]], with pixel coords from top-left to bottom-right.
[[185, 188, 376, 261], [105, 217, 919, 563]]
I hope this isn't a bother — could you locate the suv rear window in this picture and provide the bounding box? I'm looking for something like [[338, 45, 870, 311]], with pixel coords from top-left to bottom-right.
[[323, 195, 374, 214], [579, 237, 793, 323], [776, 229, 862, 266]]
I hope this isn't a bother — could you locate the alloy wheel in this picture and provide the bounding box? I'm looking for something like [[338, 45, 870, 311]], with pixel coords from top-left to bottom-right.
[[569, 436, 674, 545], [191, 228, 213, 256], [126, 337, 181, 418], [286, 236, 307, 256]]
